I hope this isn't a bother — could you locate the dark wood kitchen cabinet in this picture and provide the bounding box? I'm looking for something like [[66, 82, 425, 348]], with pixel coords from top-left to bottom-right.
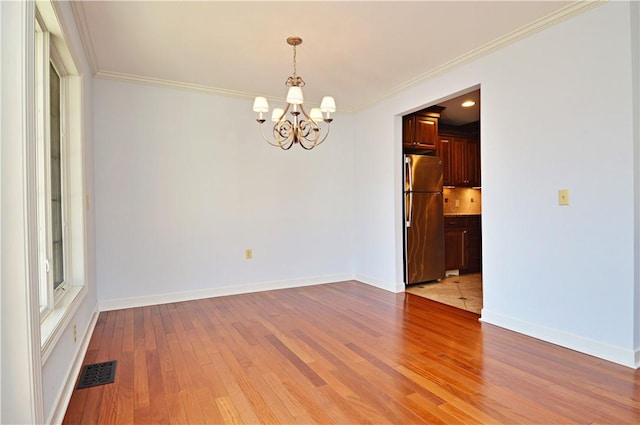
[[440, 135, 480, 187], [444, 215, 482, 274], [402, 106, 444, 152], [444, 227, 466, 271], [465, 137, 480, 187], [466, 215, 482, 273], [439, 137, 451, 184]]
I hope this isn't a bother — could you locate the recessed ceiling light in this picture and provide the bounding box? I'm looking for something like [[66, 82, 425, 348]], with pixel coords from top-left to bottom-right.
[[461, 100, 476, 108]]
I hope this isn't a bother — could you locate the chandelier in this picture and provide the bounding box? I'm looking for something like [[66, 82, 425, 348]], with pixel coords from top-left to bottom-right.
[[252, 36, 336, 150]]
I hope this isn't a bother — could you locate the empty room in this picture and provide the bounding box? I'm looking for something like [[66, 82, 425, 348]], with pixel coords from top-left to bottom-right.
[[2, 1, 639, 424]]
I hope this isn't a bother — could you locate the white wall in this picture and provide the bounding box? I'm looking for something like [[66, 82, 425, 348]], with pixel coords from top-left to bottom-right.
[[480, 2, 634, 365], [353, 99, 405, 291], [354, 1, 639, 367], [631, 0, 640, 368], [1, 4, 3, 416], [93, 80, 355, 307]]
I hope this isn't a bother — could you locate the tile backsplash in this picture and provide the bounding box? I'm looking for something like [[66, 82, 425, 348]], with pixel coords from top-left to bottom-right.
[[443, 187, 482, 215]]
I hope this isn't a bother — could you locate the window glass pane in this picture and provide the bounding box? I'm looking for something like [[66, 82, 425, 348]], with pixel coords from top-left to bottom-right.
[[50, 63, 64, 289]]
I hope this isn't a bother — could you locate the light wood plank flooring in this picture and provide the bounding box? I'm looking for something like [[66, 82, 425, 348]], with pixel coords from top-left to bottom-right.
[[63, 281, 640, 424]]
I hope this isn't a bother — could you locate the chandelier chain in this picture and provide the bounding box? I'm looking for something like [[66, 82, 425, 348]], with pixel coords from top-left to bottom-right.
[[292, 43, 297, 79]]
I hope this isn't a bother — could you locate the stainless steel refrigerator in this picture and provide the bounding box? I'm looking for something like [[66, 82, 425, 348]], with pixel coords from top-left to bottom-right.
[[404, 154, 445, 285]]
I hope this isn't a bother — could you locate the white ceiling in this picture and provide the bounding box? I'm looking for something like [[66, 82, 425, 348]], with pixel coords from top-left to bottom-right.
[[71, 1, 586, 113]]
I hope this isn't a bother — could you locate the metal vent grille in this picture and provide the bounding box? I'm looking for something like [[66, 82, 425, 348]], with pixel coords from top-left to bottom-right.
[[76, 360, 117, 389]]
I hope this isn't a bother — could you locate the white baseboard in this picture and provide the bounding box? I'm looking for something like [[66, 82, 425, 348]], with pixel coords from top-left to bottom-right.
[[355, 274, 404, 293], [47, 305, 100, 425], [481, 309, 638, 369], [98, 274, 355, 311]]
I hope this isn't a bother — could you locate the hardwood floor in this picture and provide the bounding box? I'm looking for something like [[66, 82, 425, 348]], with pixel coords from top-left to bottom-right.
[[63, 281, 640, 424]]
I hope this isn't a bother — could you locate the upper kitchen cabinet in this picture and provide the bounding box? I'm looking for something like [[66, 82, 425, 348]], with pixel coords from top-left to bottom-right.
[[402, 106, 445, 153], [440, 122, 480, 187], [450, 136, 480, 187]]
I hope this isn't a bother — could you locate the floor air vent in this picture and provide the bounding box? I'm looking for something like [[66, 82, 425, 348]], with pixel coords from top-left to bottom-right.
[[76, 360, 117, 389]]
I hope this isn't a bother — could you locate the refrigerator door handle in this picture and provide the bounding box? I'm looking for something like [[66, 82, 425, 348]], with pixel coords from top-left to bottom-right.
[[406, 192, 413, 227], [405, 156, 413, 192], [405, 157, 413, 227]]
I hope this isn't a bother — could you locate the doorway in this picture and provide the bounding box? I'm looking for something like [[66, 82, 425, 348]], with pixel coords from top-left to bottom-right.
[[404, 88, 483, 315]]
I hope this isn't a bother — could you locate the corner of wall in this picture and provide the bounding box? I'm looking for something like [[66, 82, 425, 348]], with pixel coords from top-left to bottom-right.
[[355, 274, 404, 293]]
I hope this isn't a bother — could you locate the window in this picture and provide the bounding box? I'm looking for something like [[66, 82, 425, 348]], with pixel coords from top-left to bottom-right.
[[49, 63, 65, 291], [35, 16, 71, 316], [35, 2, 88, 361]]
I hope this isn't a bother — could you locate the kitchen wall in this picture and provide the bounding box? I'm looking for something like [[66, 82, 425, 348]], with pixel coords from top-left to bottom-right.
[[353, 1, 638, 367], [443, 188, 481, 215]]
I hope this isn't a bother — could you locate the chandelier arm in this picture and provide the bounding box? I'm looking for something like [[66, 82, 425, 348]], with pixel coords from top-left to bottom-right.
[[256, 103, 297, 150], [296, 105, 319, 147], [258, 121, 294, 149], [297, 104, 321, 130], [275, 104, 297, 149], [311, 122, 332, 147], [273, 120, 295, 150], [298, 141, 316, 150]]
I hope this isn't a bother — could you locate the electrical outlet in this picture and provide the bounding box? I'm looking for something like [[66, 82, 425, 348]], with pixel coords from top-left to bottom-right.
[[558, 189, 569, 206], [73, 324, 77, 343], [245, 249, 252, 260]]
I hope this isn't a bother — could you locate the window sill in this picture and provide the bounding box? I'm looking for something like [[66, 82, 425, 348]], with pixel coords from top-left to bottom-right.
[[41, 285, 86, 364]]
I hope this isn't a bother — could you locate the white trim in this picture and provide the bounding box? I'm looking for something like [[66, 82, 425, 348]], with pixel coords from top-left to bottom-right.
[[40, 285, 86, 364], [47, 306, 99, 425], [68, 1, 97, 74], [37, 0, 81, 77], [72, 1, 603, 113], [1, 0, 45, 422], [354, 274, 404, 293], [24, 0, 46, 421], [480, 309, 639, 370], [95, 70, 257, 101], [99, 274, 353, 312], [352, 0, 606, 111]]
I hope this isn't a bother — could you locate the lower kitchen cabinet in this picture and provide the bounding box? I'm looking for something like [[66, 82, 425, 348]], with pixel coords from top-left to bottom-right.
[[444, 215, 482, 274], [444, 228, 466, 271], [466, 217, 482, 273]]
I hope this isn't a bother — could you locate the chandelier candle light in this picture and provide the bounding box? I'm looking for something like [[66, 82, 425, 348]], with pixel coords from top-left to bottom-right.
[[253, 36, 336, 150]]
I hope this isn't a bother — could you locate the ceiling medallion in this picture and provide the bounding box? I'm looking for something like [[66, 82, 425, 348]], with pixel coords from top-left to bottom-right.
[[252, 37, 336, 150]]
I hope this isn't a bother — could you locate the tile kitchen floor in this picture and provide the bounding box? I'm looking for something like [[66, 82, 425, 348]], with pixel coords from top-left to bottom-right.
[[406, 273, 482, 314]]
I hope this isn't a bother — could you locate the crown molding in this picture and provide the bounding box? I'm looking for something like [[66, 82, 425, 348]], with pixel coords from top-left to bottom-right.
[[69, 1, 98, 75], [94, 70, 258, 100], [350, 0, 607, 112], [79, 0, 604, 113]]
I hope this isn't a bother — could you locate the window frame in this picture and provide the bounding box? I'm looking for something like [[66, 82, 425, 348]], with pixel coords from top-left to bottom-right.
[[35, 14, 72, 320], [35, 1, 88, 363]]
